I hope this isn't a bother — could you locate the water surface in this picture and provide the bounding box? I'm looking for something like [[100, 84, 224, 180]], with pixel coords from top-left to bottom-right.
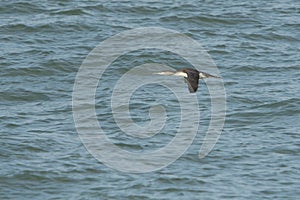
[[1, 0, 299, 199]]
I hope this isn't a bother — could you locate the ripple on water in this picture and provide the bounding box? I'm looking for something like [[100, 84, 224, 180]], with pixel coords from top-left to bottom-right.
[[1, 0, 300, 199]]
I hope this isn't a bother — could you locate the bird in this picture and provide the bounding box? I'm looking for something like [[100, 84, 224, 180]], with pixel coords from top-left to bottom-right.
[[155, 68, 220, 93]]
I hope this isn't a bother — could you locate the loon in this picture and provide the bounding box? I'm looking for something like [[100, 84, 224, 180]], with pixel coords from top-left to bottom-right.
[[156, 68, 220, 93]]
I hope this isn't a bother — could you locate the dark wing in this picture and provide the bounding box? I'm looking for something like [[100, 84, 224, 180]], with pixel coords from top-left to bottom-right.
[[184, 70, 199, 93]]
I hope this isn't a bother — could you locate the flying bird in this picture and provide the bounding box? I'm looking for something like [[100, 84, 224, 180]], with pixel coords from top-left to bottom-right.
[[156, 68, 220, 93]]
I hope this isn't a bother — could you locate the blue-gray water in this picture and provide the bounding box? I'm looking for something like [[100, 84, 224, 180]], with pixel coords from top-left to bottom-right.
[[1, 0, 300, 199]]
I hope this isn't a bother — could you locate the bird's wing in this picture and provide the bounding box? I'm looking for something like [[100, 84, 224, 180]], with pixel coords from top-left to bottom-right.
[[184, 72, 199, 93]]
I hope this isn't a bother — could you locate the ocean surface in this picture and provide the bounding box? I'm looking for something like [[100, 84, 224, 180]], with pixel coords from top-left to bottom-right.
[[1, 0, 299, 199]]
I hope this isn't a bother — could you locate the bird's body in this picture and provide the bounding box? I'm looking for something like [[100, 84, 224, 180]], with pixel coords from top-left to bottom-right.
[[156, 68, 219, 93]]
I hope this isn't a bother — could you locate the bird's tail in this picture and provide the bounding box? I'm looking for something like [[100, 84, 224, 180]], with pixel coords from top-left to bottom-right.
[[199, 72, 220, 79]]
